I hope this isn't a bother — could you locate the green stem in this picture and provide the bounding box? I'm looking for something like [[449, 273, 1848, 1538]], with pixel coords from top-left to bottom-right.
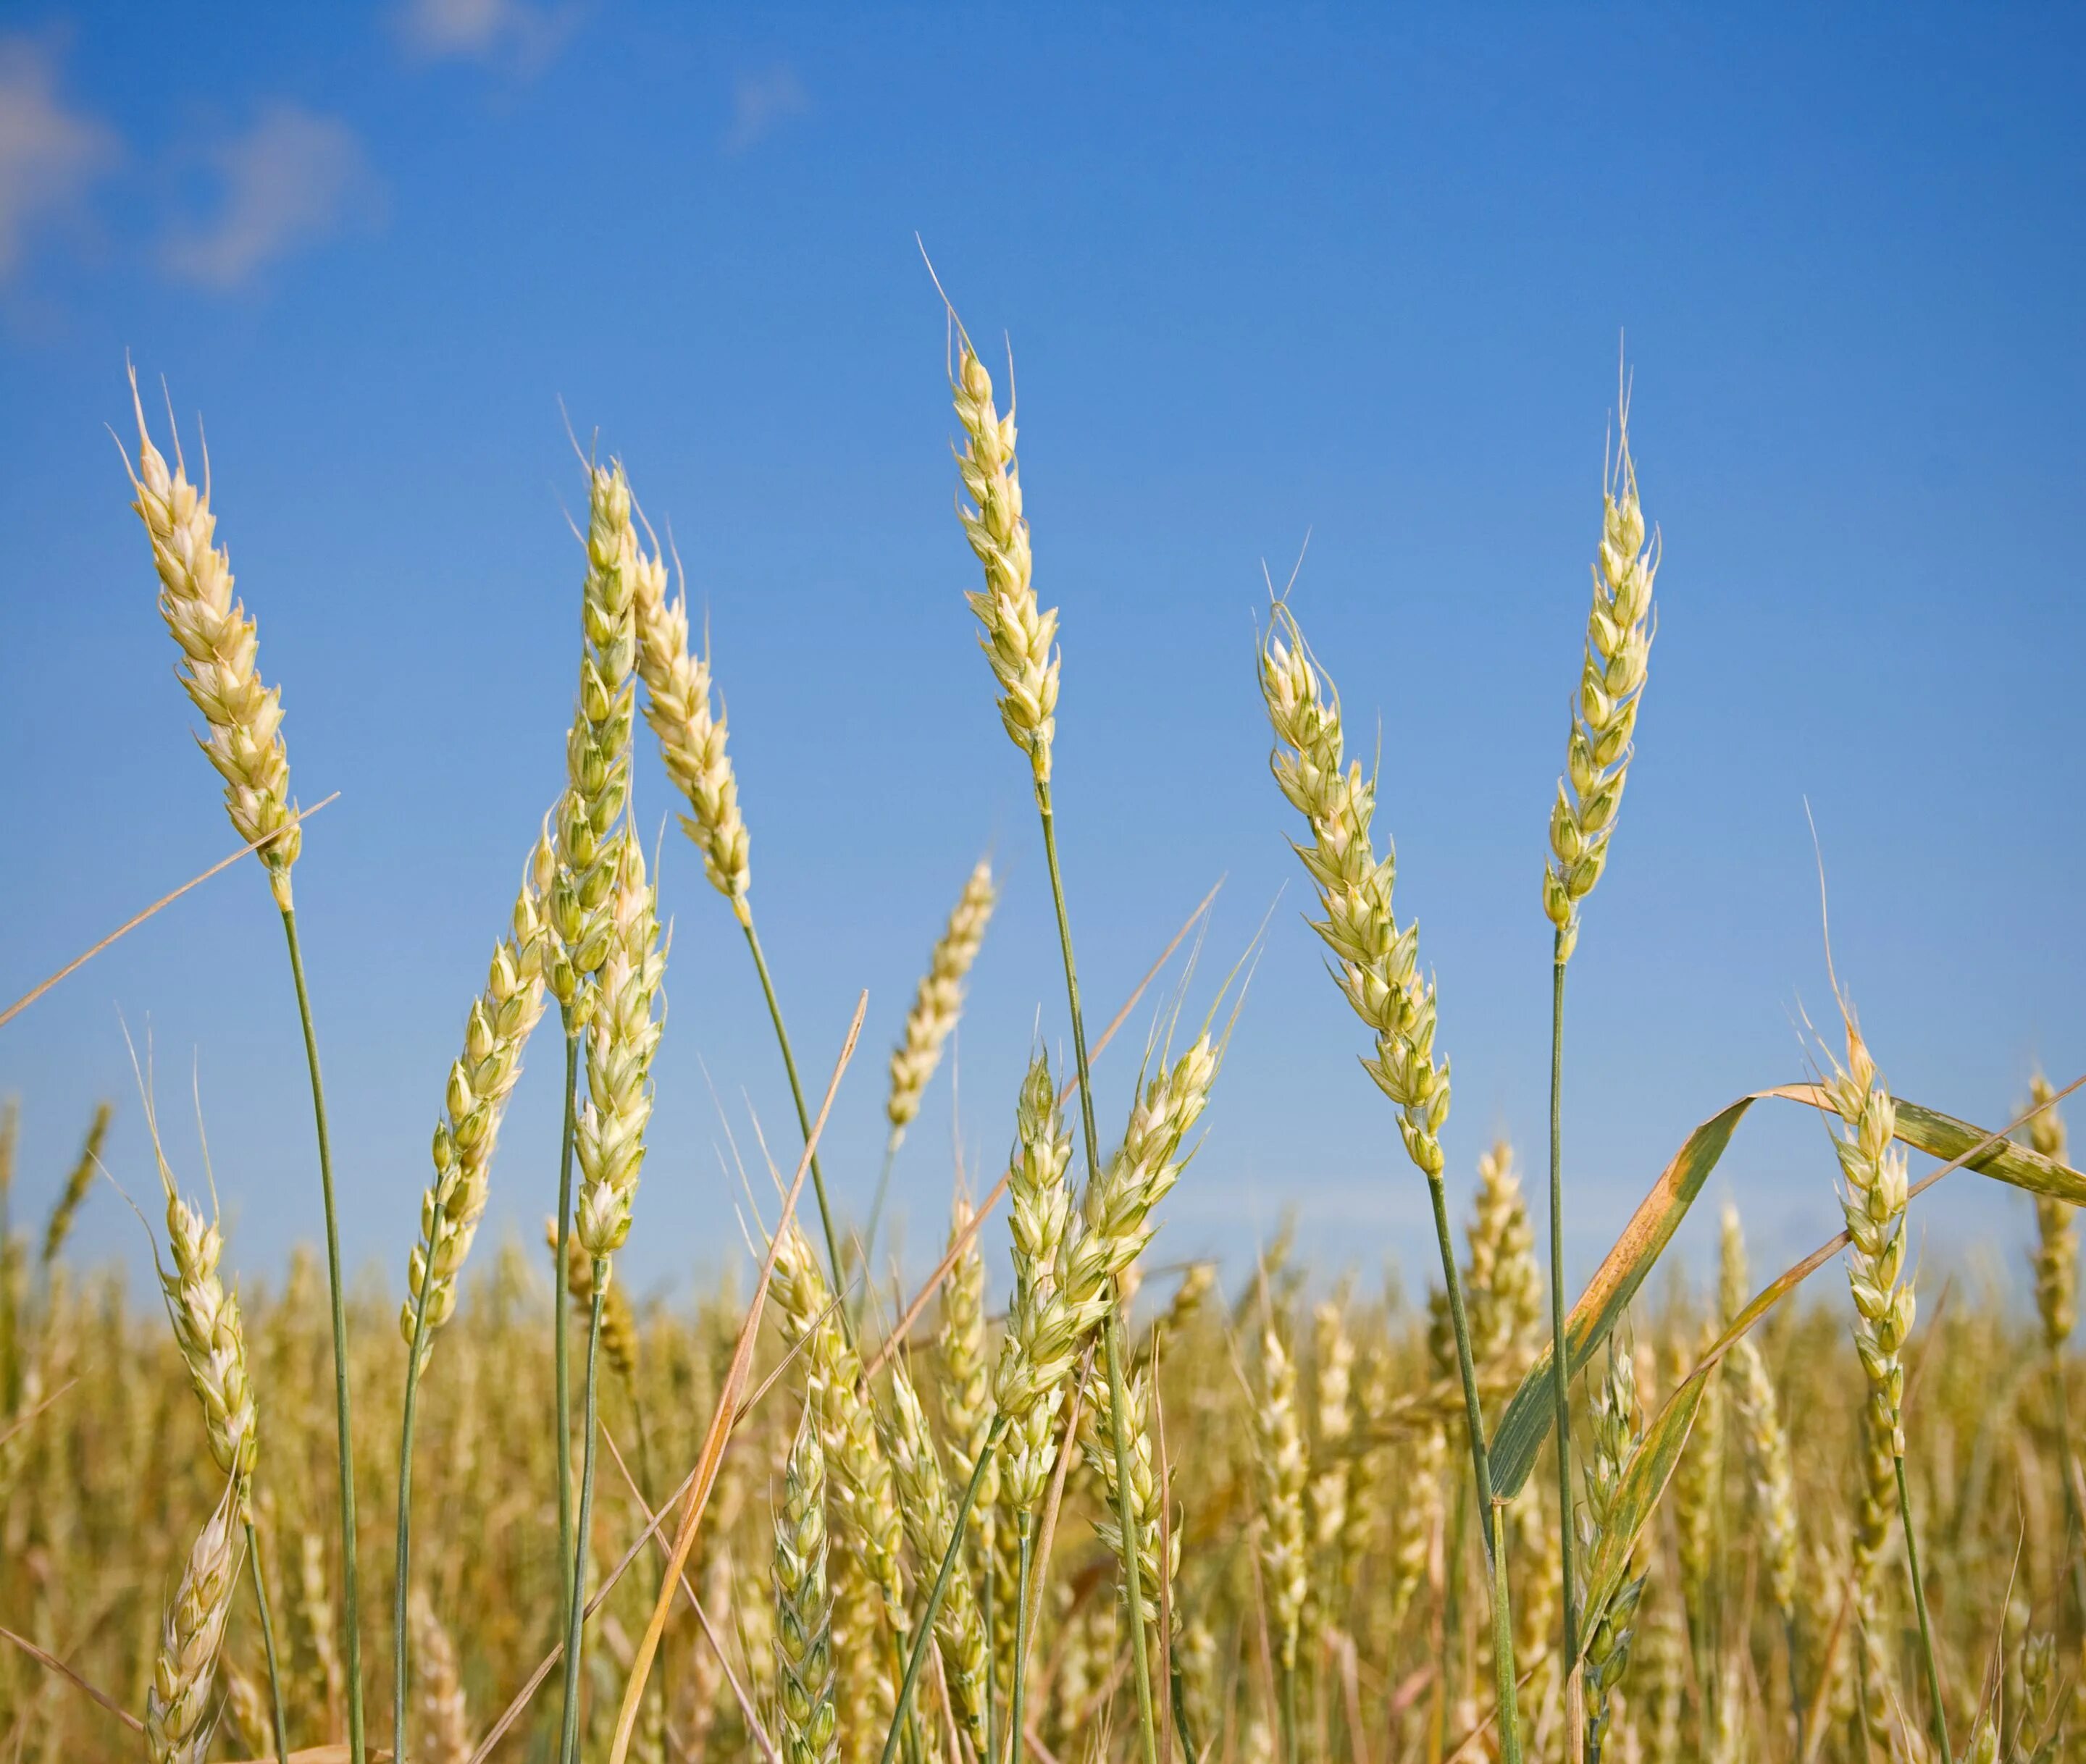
[[392, 1290, 434, 1764], [1549, 943, 1579, 1672], [1010, 1511, 1033, 1764], [558, 1271, 608, 1764], [1278, 1658, 1298, 1764], [1169, 1639, 1200, 1764], [1894, 1454, 1952, 1764], [1037, 786, 1160, 1764], [1421, 1168, 1520, 1763], [1488, 1499, 1524, 1764], [880, 1418, 1005, 1764], [277, 904, 364, 1764], [742, 915, 854, 1345], [244, 1519, 290, 1764], [554, 1023, 579, 1636], [983, 1519, 998, 1764]]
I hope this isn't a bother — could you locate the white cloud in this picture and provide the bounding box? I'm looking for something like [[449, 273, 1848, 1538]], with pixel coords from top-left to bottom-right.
[[160, 104, 380, 292], [0, 34, 120, 283], [395, 0, 582, 75], [724, 64, 809, 156]]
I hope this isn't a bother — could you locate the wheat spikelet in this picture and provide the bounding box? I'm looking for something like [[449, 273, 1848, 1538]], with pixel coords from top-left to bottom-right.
[[1720, 1206, 1798, 1631], [573, 831, 666, 1266], [123, 377, 303, 906], [293, 1526, 344, 1734], [1671, 1324, 1722, 1618], [886, 859, 997, 1149], [1583, 1339, 1647, 1760], [771, 1221, 912, 1645], [402, 828, 553, 1356], [548, 461, 641, 1025], [833, 1550, 893, 1764], [629, 531, 753, 914], [1465, 1141, 1543, 1378], [1384, 1414, 1444, 1637], [222, 1656, 272, 1760], [1256, 1316, 1309, 1675], [154, 1168, 257, 1502], [992, 1052, 1079, 1512], [409, 1587, 472, 1764], [881, 1356, 992, 1748], [937, 1193, 998, 1562], [1259, 605, 1449, 1177], [1052, 1035, 1217, 1357], [2028, 1074, 2076, 1348], [38, 1101, 110, 1268], [776, 1400, 839, 1764], [950, 340, 1059, 796], [1542, 412, 1657, 962], [1082, 1358, 1177, 1626], [147, 1482, 244, 1764]]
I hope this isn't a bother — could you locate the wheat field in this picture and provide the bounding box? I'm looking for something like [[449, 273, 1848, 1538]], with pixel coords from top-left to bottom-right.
[[0, 331, 2077, 1764]]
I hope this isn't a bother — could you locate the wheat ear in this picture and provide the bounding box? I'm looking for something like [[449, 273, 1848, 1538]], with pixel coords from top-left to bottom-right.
[[147, 1482, 245, 1764], [122, 378, 301, 906], [391, 826, 551, 1763], [777, 1400, 839, 1764], [1821, 1003, 1949, 1760], [38, 1102, 111, 1269], [887, 859, 997, 1148], [882, 1356, 993, 1750], [1256, 1314, 1309, 1763], [1257, 600, 1521, 1759], [125, 375, 361, 1760]]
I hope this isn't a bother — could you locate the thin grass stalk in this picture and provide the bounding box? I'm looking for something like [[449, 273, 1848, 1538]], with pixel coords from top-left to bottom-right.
[[743, 920, 853, 1343], [393, 1288, 434, 1763], [1039, 787, 1161, 1764], [277, 904, 364, 1764], [1894, 1456, 1951, 1762], [1549, 938, 1578, 1676], [245, 1522, 290, 1764], [877, 1417, 1005, 1764], [1422, 1170, 1523, 1764], [1010, 1512, 1033, 1764], [555, 1024, 580, 1633], [558, 1274, 608, 1764]]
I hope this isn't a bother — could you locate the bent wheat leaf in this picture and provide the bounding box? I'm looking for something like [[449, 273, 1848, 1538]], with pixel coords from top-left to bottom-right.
[[1490, 1086, 2086, 1498]]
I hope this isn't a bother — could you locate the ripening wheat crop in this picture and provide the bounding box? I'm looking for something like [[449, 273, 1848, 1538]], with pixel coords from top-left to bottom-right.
[[0, 324, 2078, 1764]]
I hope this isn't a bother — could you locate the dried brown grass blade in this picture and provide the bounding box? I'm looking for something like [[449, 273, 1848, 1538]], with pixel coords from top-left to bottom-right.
[[599, 1422, 778, 1764], [1491, 1073, 2086, 1498], [1574, 1078, 2085, 1637], [864, 881, 1220, 1380], [0, 1623, 144, 1734], [606, 991, 867, 1764], [0, 794, 338, 1032]]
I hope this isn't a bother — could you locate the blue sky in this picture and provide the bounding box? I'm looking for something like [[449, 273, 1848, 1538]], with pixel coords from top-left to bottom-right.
[[1, 2, 2082, 1312]]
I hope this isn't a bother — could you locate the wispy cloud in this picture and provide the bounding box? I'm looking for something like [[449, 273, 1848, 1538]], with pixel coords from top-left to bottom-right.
[[160, 104, 382, 292], [0, 33, 120, 284], [724, 64, 809, 156], [395, 0, 583, 75]]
